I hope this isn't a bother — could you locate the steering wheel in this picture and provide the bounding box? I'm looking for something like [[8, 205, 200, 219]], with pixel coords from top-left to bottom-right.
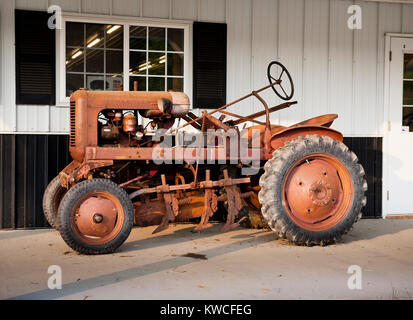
[[267, 61, 294, 100]]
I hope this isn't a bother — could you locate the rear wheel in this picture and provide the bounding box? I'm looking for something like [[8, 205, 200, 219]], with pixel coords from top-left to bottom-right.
[[258, 135, 367, 245], [42, 175, 67, 229], [57, 179, 134, 254]]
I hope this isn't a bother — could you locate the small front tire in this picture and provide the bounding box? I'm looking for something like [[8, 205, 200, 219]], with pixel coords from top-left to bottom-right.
[[57, 179, 134, 255], [42, 175, 67, 229]]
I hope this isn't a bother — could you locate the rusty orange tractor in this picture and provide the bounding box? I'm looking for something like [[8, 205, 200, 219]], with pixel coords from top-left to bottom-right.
[[43, 61, 367, 254]]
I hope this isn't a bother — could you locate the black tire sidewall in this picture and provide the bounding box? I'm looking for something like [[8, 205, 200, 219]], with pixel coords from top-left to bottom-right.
[[57, 179, 134, 254], [42, 175, 66, 229]]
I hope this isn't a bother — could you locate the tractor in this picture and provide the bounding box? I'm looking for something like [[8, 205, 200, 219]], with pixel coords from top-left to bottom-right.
[[43, 61, 367, 254]]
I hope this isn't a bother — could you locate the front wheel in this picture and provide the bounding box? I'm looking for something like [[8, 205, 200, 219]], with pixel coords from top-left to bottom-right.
[[258, 135, 367, 246], [42, 175, 67, 229], [57, 179, 134, 254]]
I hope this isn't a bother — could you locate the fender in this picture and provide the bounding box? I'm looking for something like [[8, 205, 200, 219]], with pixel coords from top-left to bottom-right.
[[59, 160, 114, 188], [269, 125, 343, 151]]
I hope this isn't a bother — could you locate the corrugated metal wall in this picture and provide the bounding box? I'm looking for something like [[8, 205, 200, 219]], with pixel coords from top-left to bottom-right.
[[0, 134, 71, 228], [0, 0, 412, 135]]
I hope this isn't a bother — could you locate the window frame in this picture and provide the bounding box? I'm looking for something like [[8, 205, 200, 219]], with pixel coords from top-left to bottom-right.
[[56, 14, 192, 106]]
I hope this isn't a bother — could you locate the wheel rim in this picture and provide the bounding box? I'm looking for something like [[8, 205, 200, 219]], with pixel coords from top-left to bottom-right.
[[282, 154, 353, 231], [70, 191, 125, 245]]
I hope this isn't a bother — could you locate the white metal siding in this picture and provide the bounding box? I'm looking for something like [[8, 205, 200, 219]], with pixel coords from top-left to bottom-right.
[[1, 0, 413, 135]]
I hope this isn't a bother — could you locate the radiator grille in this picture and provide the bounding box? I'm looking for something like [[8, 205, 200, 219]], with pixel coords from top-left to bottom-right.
[[70, 100, 76, 147]]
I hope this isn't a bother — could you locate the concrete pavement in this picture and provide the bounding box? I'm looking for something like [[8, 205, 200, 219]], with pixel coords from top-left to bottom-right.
[[0, 219, 412, 300]]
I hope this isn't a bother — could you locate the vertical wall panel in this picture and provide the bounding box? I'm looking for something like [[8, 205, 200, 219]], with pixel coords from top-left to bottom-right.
[[81, 0, 111, 15], [0, 0, 16, 132], [15, 0, 48, 11], [0, 134, 71, 229], [277, 0, 305, 126], [199, 0, 226, 23], [112, 0, 141, 16], [402, 4, 413, 33], [172, 0, 197, 20], [49, 0, 80, 13], [353, 1, 378, 136], [142, 0, 170, 19], [303, 0, 329, 120], [226, 0, 253, 115], [328, 0, 354, 135], [251, 0, 279, 124], [17, 105, 50, 132], [343, 137, 382, 218], [49, 106, 70, 132]]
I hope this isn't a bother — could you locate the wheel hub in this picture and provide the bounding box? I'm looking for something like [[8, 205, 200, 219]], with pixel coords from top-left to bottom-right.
[[76, 197, 118, 238], [284, 158, 344, 226]]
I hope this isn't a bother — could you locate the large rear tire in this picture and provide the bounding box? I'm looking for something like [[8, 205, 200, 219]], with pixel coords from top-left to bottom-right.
[[57, 179, 134, 255], [258, 135, 367, 246], [42, 175, 67, 229]]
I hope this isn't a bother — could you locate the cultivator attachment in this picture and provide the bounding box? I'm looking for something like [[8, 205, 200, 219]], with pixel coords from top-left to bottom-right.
[[128, 169, 251, 234]]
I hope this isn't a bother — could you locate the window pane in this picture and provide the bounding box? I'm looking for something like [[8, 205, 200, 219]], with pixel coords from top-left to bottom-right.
[[87, 75, 106, 90], [404, 54, 413, 80], [130, 51, 147, 75], [86, 24, 104, 48], [149, 27, 165, 51], [130, 76, 146, 91], [130, 26, 146, 50], [86, 49, 104, 73], [403, 107, 413, 132], [66, 22, 84, 47], [148, 52, 165, 75], [106, 25, 123, 49], [66, 73, 83, 96], [403, 81, 413, 106], [148, 77, 165, 91], [167, 78, 183, 92], [167, 28, 184, 52], [106, 76, 123, 91], [167, 53, 183, 76], [106, 50, 123, 74], [66, 48, 84, 72]]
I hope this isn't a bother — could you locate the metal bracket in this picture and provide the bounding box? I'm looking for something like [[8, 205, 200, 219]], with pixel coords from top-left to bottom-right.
[[153, 174, 179, 234], [195, 170, 218, 231]]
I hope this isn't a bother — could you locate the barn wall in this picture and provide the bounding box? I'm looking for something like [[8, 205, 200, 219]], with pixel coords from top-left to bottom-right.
[[0, 0, 412, 135], [0, 0, 411, 227]]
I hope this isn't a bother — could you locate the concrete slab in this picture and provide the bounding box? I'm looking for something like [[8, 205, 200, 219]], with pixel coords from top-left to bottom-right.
[[0, 219, 412, 300]]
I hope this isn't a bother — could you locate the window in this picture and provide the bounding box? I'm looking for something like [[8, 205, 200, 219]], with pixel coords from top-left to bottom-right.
[[129, 26, 184, 92], [403, 54, 413, 132], [66, 22, 124, 96], [59, 18, 189, 104]]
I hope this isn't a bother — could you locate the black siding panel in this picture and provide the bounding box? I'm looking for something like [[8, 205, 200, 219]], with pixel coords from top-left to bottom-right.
[[343, 137, 382, 218], [0, 135, 382, 228], [0, 134, 71, 229]]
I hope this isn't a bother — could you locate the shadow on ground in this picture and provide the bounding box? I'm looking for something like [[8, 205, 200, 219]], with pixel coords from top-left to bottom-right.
[[119, 223, 271, 253], [10, 229, 275, 300]]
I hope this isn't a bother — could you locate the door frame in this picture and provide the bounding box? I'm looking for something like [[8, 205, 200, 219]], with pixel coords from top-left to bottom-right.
[[383, 33, 413, 218]]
